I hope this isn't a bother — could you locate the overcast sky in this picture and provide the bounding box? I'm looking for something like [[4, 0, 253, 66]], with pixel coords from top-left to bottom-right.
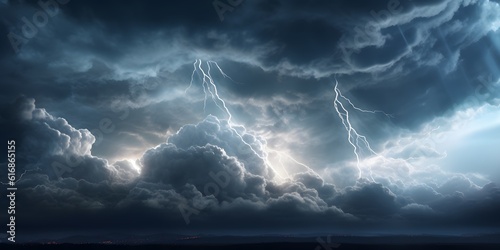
[[1, 0, 500, 240]]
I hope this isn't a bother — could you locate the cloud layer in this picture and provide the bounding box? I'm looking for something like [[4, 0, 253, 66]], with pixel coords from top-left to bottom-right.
[[1, 0, 500, 239], [1, 98, 499, 237]]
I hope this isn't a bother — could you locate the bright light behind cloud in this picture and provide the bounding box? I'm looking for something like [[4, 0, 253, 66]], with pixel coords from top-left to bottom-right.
[[368, 102, 500, 188], [439, 105, 500, 183]]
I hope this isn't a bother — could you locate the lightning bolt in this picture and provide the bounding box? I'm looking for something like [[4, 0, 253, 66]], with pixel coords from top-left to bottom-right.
[[184, 60, 198, 94], [207, 60, 240, 84], [337, 88, 394, 118], [333, 79, 392, 180], [186, 59, 317, 180], [187, 59, 282, 178]]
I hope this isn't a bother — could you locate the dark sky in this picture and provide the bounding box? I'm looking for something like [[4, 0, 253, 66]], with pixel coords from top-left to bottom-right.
[[1, 0, 500, 241]]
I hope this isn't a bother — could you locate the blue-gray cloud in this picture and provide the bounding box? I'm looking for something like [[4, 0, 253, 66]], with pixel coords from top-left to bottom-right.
[[1, 0, 500, 240]]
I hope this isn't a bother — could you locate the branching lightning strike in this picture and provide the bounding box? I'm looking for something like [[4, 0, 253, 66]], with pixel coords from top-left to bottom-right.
[[186, 59, 316, 180], [333, 80, 392, 180], [337, 89, 394, 118]]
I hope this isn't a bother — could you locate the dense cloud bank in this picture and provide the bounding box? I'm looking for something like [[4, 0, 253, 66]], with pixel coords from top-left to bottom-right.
[[1, 98, 499, 236]]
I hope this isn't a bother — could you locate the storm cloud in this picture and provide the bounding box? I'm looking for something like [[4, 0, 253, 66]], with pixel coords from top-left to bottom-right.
[[1, 0, 500, 240]]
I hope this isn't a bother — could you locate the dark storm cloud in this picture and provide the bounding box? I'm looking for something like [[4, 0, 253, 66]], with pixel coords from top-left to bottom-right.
[[1, 103, 352, 234], [1, 0, 500, 239], [0, 97, 95, 173], [1, 0, 497, 141], [336, 183, 401, 218], [1, 0, 498, 140], [1, 100, 499, 238]]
